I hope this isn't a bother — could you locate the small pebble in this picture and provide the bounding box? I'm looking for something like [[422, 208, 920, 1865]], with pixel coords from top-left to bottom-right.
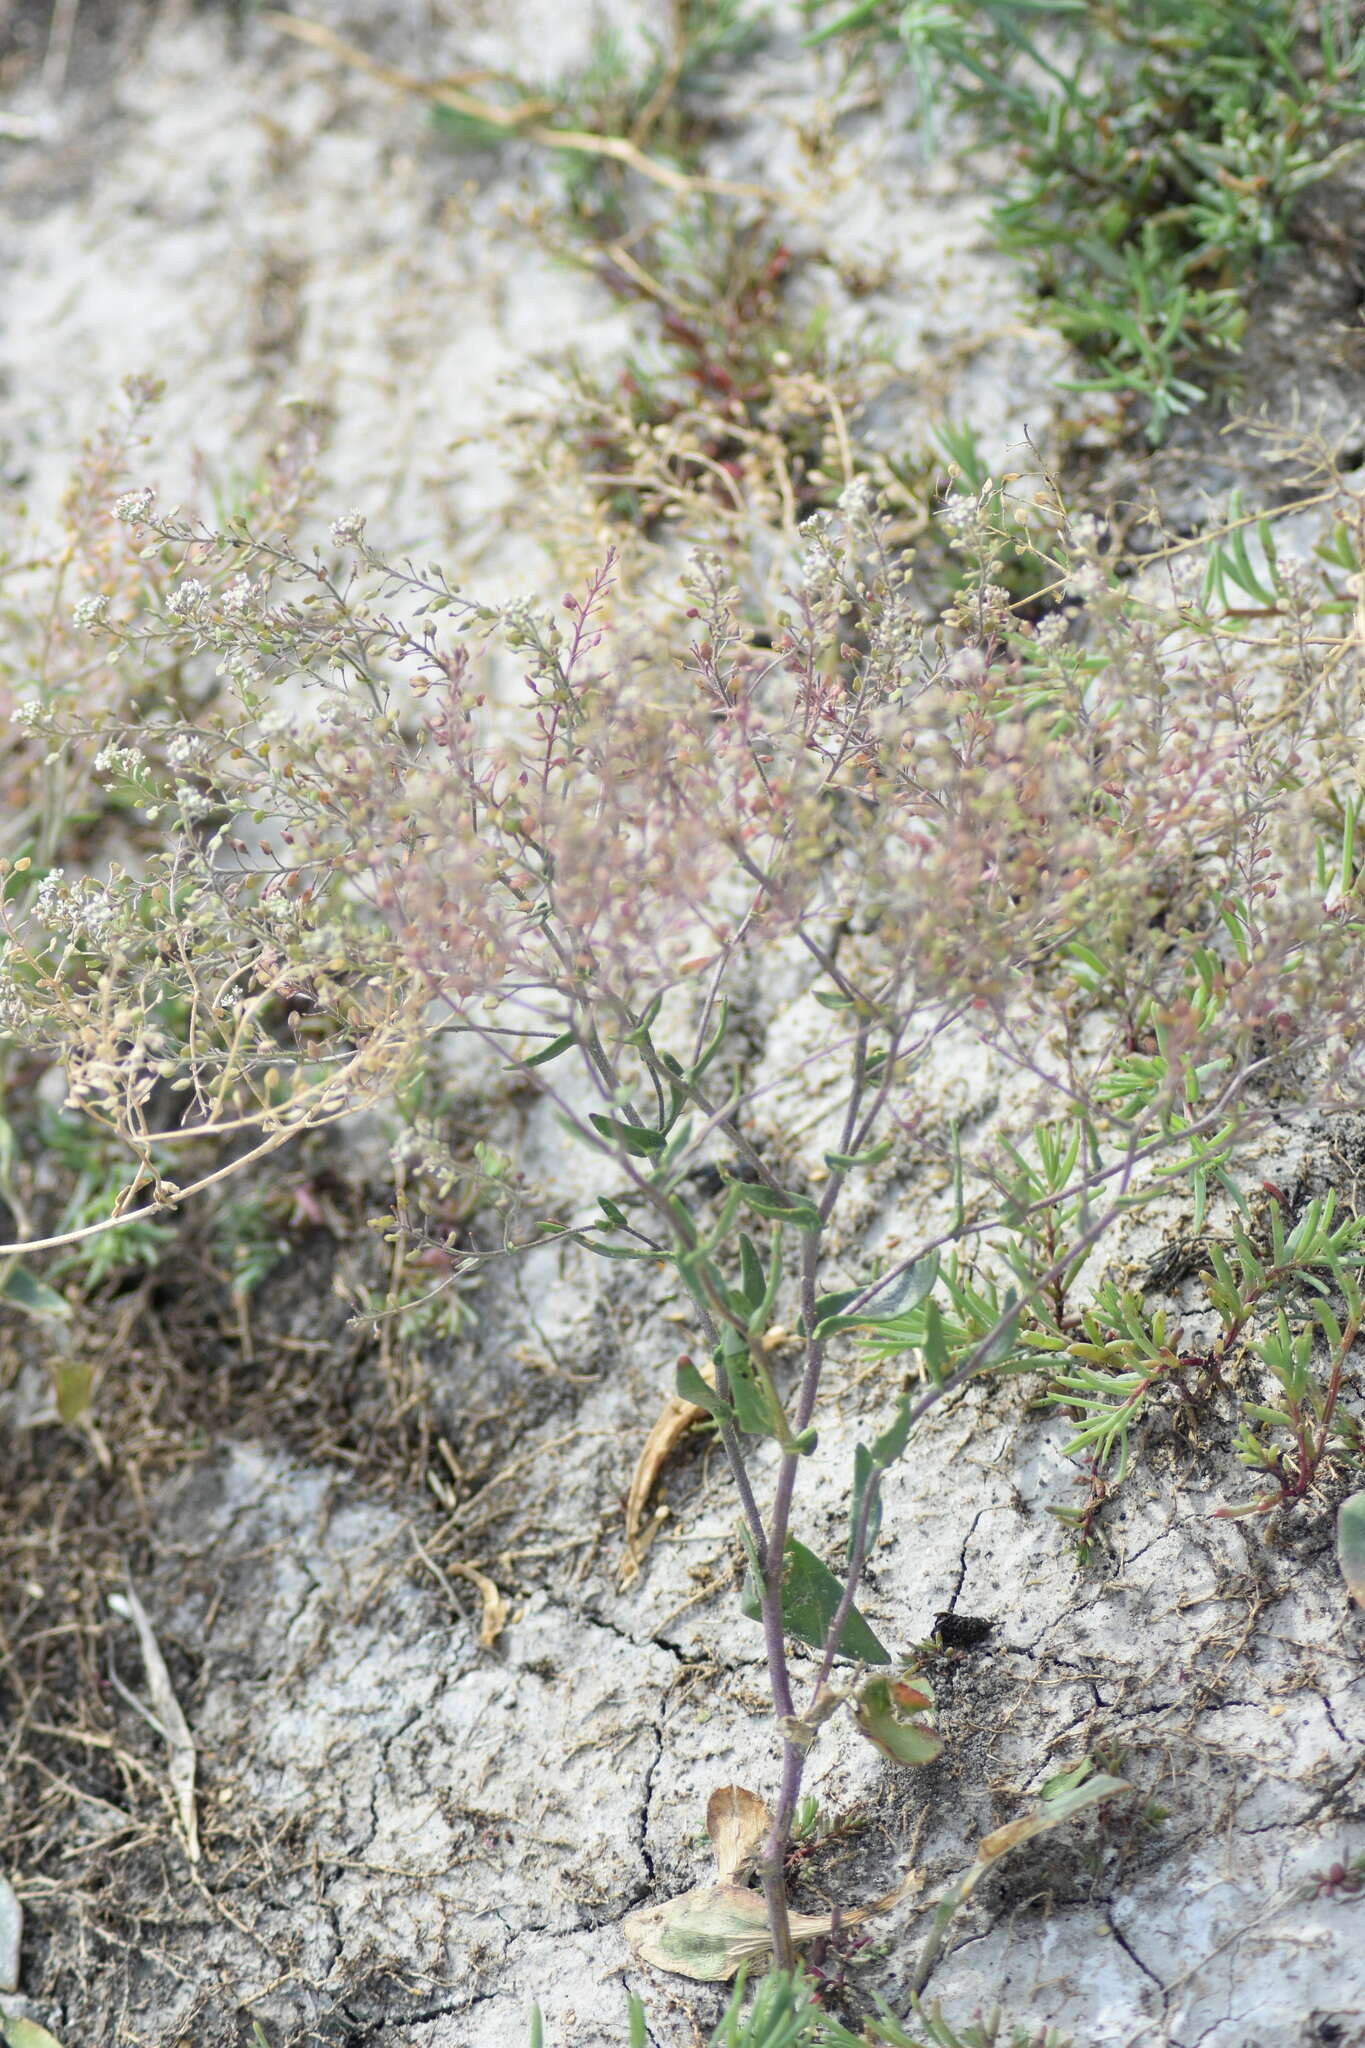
[[0, 1870, 21, 1991]]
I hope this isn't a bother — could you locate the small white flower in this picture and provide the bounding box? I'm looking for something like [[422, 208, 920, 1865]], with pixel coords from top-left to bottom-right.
[[175, 783, 217, 820], [221, 572, 263, 618], [330, 509, 367, 547], [72, 593, 111, 630], [114, 488, 156, 525], [1064, 560, 1107, 600], [0, 972, 26, 1034], [167, 579, 212, 623], [165, 733, 204, 772], [836, 476, 875, 521], [94, 742, 147, 781]]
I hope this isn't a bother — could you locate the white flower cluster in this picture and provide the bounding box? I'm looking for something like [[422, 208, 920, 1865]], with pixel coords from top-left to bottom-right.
[[165, 732, 205, 773], [1066, 513, 1105, 552], [221, 572, 265, 618], [32, 870, 117, 944], [174, 783, 218, 821], [220, 648, 266, 692], [166, 579, 212, 623], [330, 509, 367, 547], [71, 593, 112, 630], [1063, 559, 1108, 600], [11, 699, 45, 730], [0, 970, 27, 1035], [93, 742, 147, 782], [836, 476, 876, 522], [937, 491, 979, 534], [114, 488, 156, 525]]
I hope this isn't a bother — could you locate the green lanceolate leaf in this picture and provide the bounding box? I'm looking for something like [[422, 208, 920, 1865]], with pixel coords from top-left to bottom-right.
[[848, 1442, 884, 1563], [814, 1253, 941, 1340], [855, 1674, 943, 1766], [3, 2025, 69, 2048], [741, 1537, 890, 1663], [922, 1296, 950, 1381], [523, 1028, 576, 1067], [714, 1330, 780, 1439], [869, 1393, 912, 1469], [676, 1357, 733, 1424], [736, 1232, 766, 1312], [588, 1113, 667, 1156]]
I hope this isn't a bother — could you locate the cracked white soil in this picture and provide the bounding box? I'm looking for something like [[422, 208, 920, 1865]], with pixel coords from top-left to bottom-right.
[[1, 2, 1363, 2045]]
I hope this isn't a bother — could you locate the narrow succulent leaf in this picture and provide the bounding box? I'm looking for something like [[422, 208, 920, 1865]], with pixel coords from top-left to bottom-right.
[[687, 997, 729, 1080], [623, 993, 665, 1047], [659, 1116, 693, 1169], [1338, 1491, 1365, 1606], [824, 1138, 894, 1173], [731, 1183, 823, 1233], [975, 1292, 1021, 1369], [53, 1358, 93, 1426]]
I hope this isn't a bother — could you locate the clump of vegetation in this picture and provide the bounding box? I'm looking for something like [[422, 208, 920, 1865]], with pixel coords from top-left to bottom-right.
[[806, 0, 1365, 440], [424, 0, 771, 226], [538, 203, 890, 540], [3, 402, 1364, 2015]]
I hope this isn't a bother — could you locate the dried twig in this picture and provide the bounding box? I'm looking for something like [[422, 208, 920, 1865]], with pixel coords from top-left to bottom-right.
[[109, 1584, 200, 1865], [261, 13, 782, 205]]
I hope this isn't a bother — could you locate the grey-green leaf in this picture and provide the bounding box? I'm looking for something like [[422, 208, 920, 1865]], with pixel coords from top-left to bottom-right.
[[1339, 1490, 1365, 1606], [731, 1184, 823, 1233], [0, 1264, 72, 1323]]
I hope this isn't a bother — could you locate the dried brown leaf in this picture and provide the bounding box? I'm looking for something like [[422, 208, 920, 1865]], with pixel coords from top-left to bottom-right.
[[620, 1365, 713, 1584], [706, 1785, 771, 1883]]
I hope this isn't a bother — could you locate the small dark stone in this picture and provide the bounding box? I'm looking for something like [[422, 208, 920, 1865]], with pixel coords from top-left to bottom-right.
[[933, 1611, 994, 1650]]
